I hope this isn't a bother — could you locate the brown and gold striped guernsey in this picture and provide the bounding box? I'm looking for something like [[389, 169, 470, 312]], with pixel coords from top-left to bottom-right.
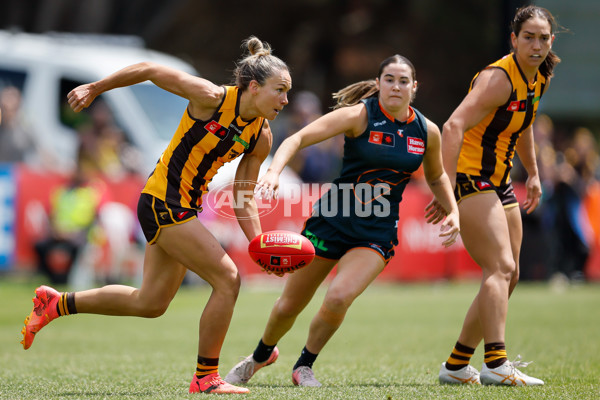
[[142, 86, 264, 210], [457, 53, 546, 186]]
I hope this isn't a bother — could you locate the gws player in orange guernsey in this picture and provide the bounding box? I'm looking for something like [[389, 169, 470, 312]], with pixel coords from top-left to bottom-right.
[[20, 36, 291, 395], [226, 54, 460, 387], [432, 6, 561, 386]]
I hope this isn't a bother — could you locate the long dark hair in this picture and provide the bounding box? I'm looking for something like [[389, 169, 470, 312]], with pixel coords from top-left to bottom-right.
[[511, 5, 562, 79]]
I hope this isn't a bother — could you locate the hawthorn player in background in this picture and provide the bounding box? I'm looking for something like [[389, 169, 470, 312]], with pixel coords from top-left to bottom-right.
[[20, 36, 291, 395], [226, 54, 460, 387], [431, 5, 561, 386]]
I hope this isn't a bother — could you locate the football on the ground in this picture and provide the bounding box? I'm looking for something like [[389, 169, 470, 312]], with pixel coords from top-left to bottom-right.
[[248, 230, 315, 274]]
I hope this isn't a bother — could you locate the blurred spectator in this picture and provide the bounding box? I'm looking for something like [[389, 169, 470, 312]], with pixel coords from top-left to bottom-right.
[[567, 127, 600, 186], [76, 100, 143, 180], [33, 167, 107, 284], [518, 116, 600, 282], [51, 99, 146, 286], [532, 114, 559, 193], [0, 86, 37, 163], [516, 114, 556, 280], [546, 126, 599, 282], [273, 90, 343, 183], [0, 85, 62, 170], [583, 174, 600, 280], [577, 127, 600, 249]]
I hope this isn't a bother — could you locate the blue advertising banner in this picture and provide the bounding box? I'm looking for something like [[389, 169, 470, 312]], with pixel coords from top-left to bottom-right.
[[0, 164, 15, 270]]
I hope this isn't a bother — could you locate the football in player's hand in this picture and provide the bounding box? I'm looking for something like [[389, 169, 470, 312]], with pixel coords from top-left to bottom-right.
[[248, 230, 315, 274]]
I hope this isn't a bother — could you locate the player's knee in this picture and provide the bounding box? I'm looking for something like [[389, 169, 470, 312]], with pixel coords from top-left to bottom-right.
[[274, 296, 304, 318], [228, 277, 241, 301], [318, 302, 346, 326], [225, 268, 242, 297], [211, 268, 242, 300], [324, 296, 351, 314], [509, 268, 520, 295], [139, 301, 170, 318], [323, 290, 353, 314], [496, 257, 516, 281]]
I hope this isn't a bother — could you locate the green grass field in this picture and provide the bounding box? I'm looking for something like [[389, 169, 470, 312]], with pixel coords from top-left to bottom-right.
[[1, 277, 599, 399]]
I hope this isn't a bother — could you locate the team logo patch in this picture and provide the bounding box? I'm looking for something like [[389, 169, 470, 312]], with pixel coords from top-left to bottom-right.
[[228, 149, 241, 160], [476, 180, 492, 190], [368, 131, 395, 146], [407, 137, 425, 154], [506, 100, 527, 112], [205, 121, 229, 140], [205, 121, 222, 133]]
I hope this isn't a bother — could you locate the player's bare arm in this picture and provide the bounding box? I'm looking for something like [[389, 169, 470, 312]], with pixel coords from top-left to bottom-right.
[[268, 104, 366, 176], [257, 104, 366, 198], [234, 122, 272, 241], [67, 62, 223, 116], [515, 125, 542, 214], [422, 120, 460, 246], [441, 68, 512, 185]]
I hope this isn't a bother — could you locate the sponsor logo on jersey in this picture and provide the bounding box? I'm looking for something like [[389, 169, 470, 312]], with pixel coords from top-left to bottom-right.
[[233, 134, 249, 149], [304, 229, 329, 251], [205, 121, 229, 140], [407, 137, 425, 154], [373, 120, 387, 127], [368, 131, 395, 146], [229, 124, 243, 134]]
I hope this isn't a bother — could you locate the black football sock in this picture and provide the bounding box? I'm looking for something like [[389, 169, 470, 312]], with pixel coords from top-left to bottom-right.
[[253, 338, 276, 363], [293, 346, 318, 370]]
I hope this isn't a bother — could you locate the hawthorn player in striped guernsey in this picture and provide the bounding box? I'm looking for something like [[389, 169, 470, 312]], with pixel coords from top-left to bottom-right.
[[226, 54, 460, 387], [430, 5, 561, 386], [20, 36, 291, 395]]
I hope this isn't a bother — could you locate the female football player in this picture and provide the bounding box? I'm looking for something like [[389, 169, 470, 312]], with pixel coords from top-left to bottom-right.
[[432, 5, 560, 386], [20, 36, 291, 395], [225, 54, 460, 387]]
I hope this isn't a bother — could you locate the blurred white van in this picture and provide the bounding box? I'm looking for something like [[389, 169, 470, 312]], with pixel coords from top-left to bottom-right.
[[0, 30, 194, 174]]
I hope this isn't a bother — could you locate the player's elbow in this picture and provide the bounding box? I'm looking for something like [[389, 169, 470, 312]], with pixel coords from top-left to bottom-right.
[[442, 119, 463, 137]]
